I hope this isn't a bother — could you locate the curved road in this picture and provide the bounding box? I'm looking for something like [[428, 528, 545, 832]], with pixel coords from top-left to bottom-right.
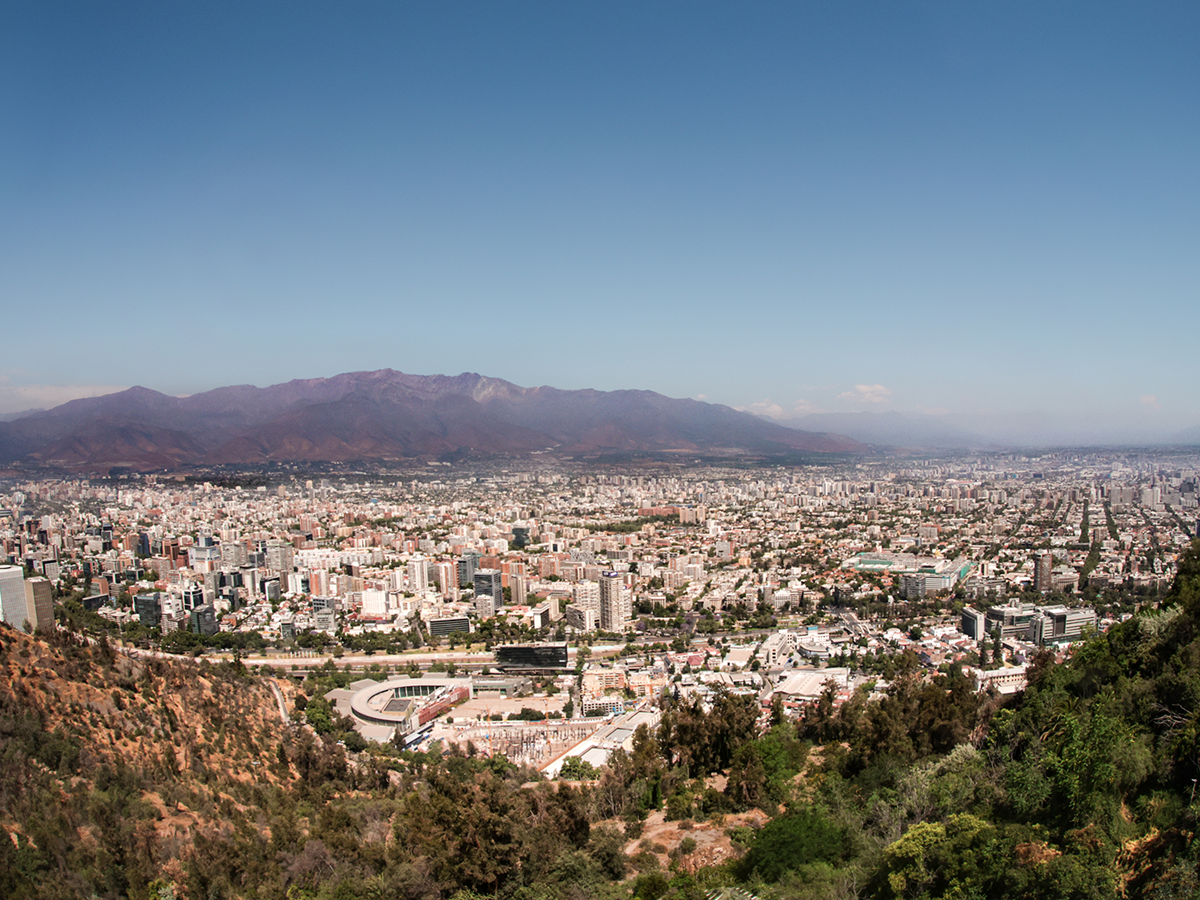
[[267, 678, 289, 724]]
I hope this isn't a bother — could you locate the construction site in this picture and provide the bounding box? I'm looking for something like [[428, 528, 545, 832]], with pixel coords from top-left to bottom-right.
[[433, 718, 605, 769]]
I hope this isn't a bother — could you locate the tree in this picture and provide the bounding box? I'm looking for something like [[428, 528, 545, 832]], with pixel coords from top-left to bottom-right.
[[559, 756, 597, 780], [736, 806, 845, 883]]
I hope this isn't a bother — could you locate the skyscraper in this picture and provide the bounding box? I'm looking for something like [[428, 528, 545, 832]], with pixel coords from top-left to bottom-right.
[[458, 552, 480, 587], [1034, 552, 1054, 593], [23, 576, 54, 632], [474, 568, 503, 608], [0, 565, 28, 630]]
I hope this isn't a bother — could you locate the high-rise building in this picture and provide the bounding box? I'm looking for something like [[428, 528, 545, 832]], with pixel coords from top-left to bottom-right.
[[573, 580, 600, 610], [188, 537, 221, 573], [408, 555, 429, 593], [159, 593, 186, 633], [431, 561, 456, 598], [599, 571, 628, 632], [265, 539, 295, 591], [23, 576, 54, 632], [0, 565, 28, 630], [458, 552, 480, 587], [220, 540, 247, 570], [474, 568, 503, 607], [190, 604, 218, 637], [182, 582, 205, 611], [510, 573, 528, 606], [1034, 552, 1054, 593], [134, 593, 163, 628]]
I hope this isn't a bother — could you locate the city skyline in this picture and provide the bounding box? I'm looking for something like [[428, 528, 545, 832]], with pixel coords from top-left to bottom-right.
[[3, 3, 1197, 442]]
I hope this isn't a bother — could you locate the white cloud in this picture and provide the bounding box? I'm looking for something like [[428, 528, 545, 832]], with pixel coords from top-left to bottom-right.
[[736, 399, 786, 419], [790, 399, 823, 416], [0, 381, 128, 415], [1139, 394, 1160, 411], [695, 394, 708, 401], [838, 384, 893, 405]]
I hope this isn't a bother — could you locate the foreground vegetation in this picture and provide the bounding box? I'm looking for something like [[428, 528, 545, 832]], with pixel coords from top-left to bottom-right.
[[3, 540, 1200, 899]]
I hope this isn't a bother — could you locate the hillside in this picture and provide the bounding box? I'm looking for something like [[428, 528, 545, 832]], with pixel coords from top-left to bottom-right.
[[0, 630, 342, 899], [0, 631, 619, 900]]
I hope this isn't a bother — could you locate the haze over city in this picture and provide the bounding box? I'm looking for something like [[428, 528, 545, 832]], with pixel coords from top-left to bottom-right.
[[3, 3, 1197, 445]]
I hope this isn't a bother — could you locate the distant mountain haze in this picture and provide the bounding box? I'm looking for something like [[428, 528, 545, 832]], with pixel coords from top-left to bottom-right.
[[781, 412, 992, 451], [782, 410, 1200, 450], [0, 370, 863, 471]]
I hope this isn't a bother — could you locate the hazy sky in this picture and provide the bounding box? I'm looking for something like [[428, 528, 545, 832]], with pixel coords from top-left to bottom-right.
[[2, 3, 1197, 439]]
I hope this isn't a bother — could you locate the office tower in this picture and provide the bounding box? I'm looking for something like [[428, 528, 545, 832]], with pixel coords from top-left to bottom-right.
[[474, 568, 503, 608], [182, 583, 205, 611], [23, 576, 54, 632], [188, 537, 221, 572], [190, 604, 218, 636], [960, 606, 987, 641], [134, 593, 163, 628], [0, 565, 27, 629], [458, 552, 480, 587]]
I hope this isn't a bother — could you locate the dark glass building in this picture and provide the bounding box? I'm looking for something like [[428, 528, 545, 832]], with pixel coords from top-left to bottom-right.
[[495, 642, 569, 670]]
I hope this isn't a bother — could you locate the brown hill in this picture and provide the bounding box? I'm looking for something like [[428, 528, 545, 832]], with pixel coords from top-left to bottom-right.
[[0, 626, 351, 899]]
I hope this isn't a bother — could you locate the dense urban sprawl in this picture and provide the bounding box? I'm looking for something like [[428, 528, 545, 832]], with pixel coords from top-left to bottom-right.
[[2, 450, 1197, 759]]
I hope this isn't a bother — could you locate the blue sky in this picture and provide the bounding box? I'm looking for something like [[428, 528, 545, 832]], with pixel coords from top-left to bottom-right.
[[2, 2, 1197, 440]]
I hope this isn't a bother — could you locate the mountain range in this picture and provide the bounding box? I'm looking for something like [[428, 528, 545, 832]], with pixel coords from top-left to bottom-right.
[[0, 370, 863, 471]]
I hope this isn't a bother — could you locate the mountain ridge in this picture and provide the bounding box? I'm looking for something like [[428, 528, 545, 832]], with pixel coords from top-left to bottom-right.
[[0, 370, 864, 470]]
